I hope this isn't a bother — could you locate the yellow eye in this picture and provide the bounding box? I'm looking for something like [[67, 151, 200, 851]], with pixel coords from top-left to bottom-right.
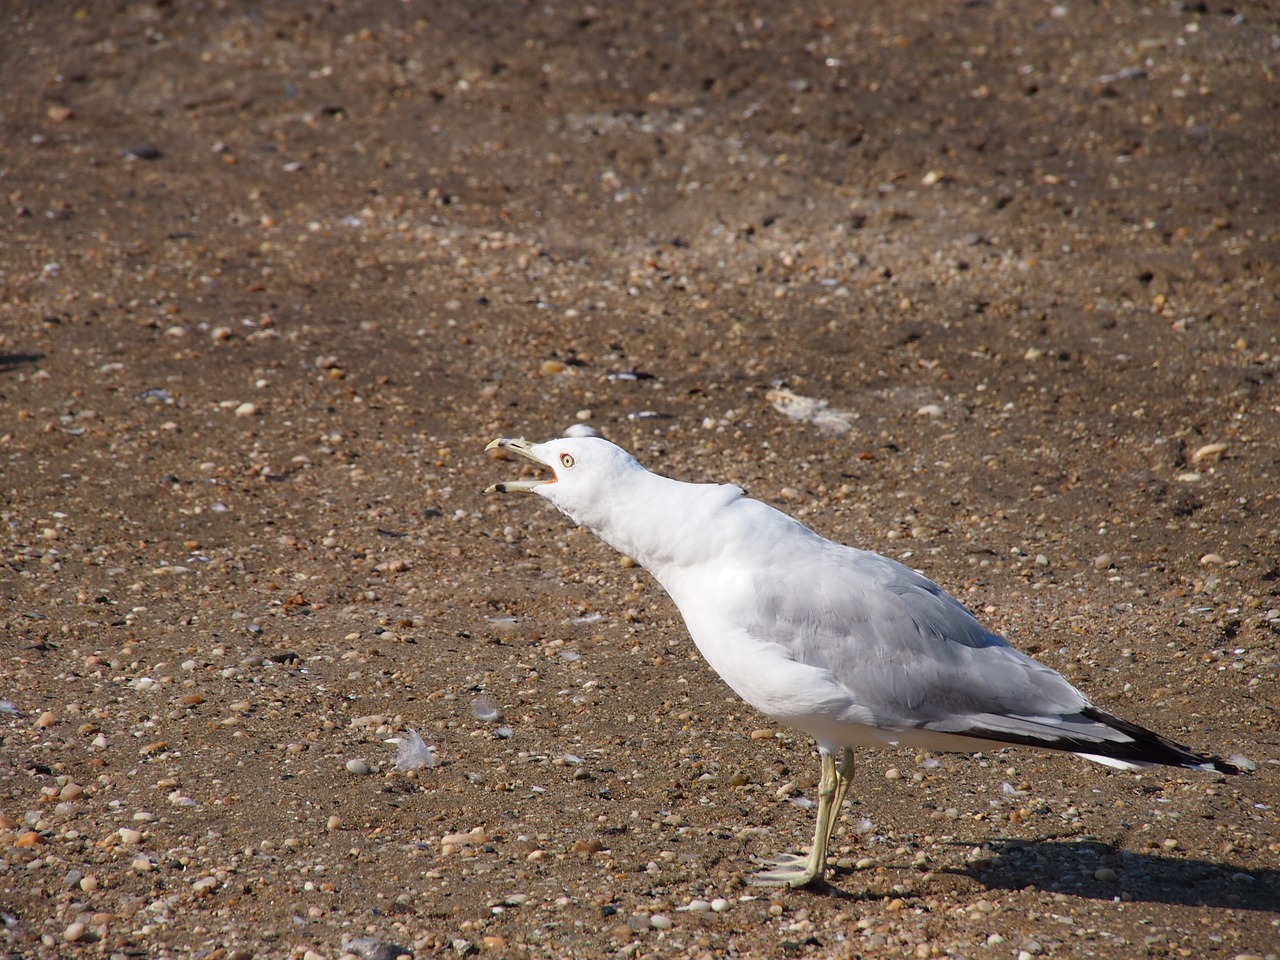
[[560, 453, 575, 468]]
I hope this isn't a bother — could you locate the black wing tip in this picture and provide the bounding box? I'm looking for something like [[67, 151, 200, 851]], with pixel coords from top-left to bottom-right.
[[1080, 707, 1249, 776], [1203, 755, 1251, 776]]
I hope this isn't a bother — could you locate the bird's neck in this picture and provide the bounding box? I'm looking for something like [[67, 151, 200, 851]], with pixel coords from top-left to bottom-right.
[[557, 472, 745, 578]]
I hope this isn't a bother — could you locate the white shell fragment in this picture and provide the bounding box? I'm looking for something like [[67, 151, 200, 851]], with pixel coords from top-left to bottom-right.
[[766, 387, 855, 436]]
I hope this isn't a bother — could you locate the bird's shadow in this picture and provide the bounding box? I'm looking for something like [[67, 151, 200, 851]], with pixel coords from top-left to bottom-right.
[[936, 838, 1280, 911]]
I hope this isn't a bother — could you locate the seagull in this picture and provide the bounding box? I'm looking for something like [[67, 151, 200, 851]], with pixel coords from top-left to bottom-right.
[[484, 436, 1246, 887]]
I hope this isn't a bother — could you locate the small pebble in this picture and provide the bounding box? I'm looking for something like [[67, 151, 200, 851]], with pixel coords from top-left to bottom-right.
[[80, 875, 99, 892], [441, 829, 489, 847], [326, 815, 343, 831], [884, 767, 902, 780], [234, 402, 258, 417], [63, 922, 87, 944], [1093, 553, 1113, 570], [916, 403, 943, 418], [710, 898, 730, 912], [192, 876, 218, 896], [650, 914, 673, 930], [35, 711, 56, 729], [1199, 553, 1224, 565], [345, 937, 411, 960], [1094, 867, 1117, 882], [1190, 442, 1228, 463], [118, 828, 142, 845], [124, 144, 162, 160], [345, 759, 372, 776]]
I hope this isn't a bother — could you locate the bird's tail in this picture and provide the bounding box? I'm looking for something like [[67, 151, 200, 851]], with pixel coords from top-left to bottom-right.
[[1074, 707, 1249, 775]]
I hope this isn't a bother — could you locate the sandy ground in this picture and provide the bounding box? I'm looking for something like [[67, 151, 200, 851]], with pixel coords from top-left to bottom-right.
[[2, 1, 1278, 958]]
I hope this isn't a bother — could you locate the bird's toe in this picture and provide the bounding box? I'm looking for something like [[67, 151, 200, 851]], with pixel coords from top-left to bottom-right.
[[750, 852, 823, 888]]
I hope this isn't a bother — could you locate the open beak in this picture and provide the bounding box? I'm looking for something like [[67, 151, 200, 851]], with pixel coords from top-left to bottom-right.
[[484, 437, 553, 493]]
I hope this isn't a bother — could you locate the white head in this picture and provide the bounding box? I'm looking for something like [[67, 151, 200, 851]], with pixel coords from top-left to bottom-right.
[[484, 436, 647, 519]]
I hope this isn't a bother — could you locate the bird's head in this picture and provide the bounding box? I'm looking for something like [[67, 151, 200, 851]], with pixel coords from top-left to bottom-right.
[[484, 436, 643, 514]]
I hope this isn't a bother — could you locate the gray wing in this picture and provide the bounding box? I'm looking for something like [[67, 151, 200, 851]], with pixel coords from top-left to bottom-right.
[[741, 532, 1091, 733], [707, 499, 1235, 769]]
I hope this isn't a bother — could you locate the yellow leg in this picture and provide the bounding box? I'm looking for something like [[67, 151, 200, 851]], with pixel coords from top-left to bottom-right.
[[817, 746, 854, 864], [752, 746, 854, 888]]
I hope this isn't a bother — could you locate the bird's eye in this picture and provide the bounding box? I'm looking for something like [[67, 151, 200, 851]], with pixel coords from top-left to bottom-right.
[[560, 453, 575, 468]]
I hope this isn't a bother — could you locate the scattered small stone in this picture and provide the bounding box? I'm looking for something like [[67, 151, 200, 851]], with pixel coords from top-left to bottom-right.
[[884, 767, 902, 780], [571, 837, 605, 856], [441, 828, 489, 848], [710, 898, 730, 913], [345, 759, 372, 776], [234, 402, 258, 417], [117, 828, 142, 845], [750, 728, 776, 740], [1093, 553, 1113, 570], [35, 711, 56, 729], [1199, 553, 1224, 566], [63, 922, 87, 943], [344, 937, 411, 960], [124, 144, 163, 160], [916, 403, 943, 418], [326, 815, 343, 832], [650, 914, 673, 930], [1191, 442, 1228, 463], [1094, 867, 1117, 882]]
